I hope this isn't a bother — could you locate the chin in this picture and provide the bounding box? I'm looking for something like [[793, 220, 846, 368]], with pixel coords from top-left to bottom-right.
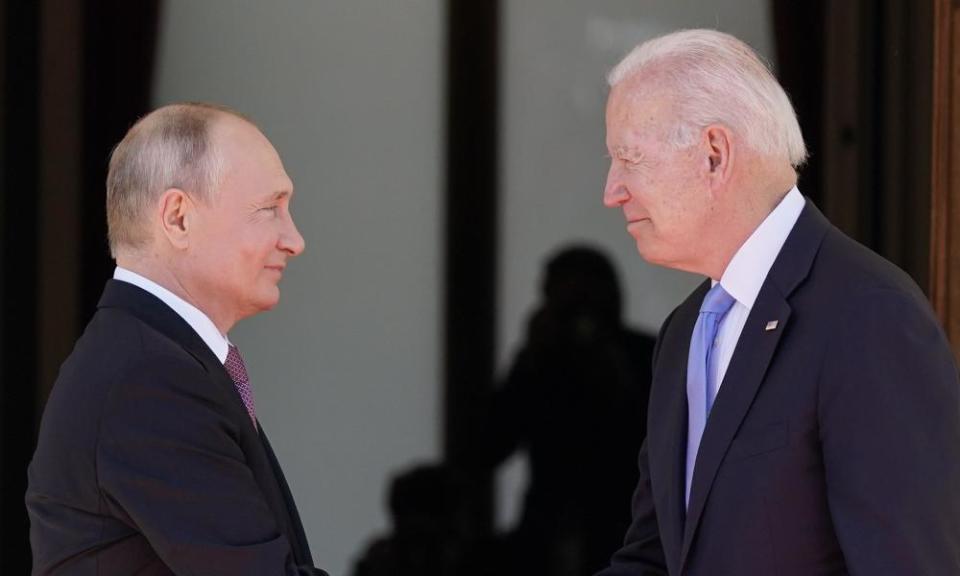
[[258, 300, 279, 312], [261, 295, 281, 310], [635, 242, 676, 270], [252, 288, 282, 312], [634, 239, 659, 262]]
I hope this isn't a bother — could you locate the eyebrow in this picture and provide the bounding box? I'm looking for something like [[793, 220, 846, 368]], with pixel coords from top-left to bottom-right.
[[613, 146, 644, 160], [268, 189, 292, 201]]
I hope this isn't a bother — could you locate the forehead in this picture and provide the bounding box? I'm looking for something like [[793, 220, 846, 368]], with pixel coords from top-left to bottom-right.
[[606, 84, 683, 162], [213, 117, 292, 193], [606, 79, 674, 133]]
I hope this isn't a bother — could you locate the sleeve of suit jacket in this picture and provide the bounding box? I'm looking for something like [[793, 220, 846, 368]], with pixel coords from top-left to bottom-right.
[[593, 441, 668, 576], [594, 311, 674, 576], [96, 352, 323, 576], [819, 288, 960, 573]]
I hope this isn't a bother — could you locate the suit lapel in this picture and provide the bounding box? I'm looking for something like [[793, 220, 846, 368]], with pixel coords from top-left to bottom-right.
[[678, 290, 791, 569], [677, 201, 830, 572], [98, 280, 310, 563], [649, 281, 708, 571], [99, 280, 258, 430]]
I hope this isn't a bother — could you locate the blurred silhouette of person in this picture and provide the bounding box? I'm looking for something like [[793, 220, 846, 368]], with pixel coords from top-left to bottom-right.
[[352, 464, 470, 576], [477, 245, 656, 575]]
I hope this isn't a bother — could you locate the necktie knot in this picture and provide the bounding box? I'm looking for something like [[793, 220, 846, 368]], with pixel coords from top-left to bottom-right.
[[700, 283, 736, 316], [225, 344, 257, 427], [225, 345, 249, 384]]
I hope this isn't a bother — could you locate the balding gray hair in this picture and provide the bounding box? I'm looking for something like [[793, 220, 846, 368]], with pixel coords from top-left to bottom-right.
[[608, 29, 807, 169], [106, 102, 251, 256]]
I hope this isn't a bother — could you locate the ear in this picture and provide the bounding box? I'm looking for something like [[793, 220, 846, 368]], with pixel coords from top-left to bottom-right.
[[157, 188, 193, 250], [703, 124, 734, 187]]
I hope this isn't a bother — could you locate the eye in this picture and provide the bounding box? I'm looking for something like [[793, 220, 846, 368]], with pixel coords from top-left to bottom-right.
[[260, 205, 280, 215]]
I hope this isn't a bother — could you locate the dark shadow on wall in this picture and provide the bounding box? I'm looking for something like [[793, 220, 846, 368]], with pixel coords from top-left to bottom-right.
[[355, 246, 656, 576], [471, 246, 656, 576]]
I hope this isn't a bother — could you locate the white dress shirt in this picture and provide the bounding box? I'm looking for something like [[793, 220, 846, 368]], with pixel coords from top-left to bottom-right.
[[113, 267, 230, 363], [711, 187, 805, 391]]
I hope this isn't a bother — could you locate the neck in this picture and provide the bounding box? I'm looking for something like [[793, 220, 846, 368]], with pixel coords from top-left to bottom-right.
[[700, 170, 796, 280], [116, 253, 235, 335]]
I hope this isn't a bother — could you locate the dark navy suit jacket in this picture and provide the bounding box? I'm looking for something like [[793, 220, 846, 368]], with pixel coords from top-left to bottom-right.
[[27, 280, 327, 575], [598, 202, 960, 575]]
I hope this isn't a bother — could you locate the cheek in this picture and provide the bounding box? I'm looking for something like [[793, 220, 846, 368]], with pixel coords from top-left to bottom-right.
[[638, 177, 675, 214], [236, 231, 275, 260]]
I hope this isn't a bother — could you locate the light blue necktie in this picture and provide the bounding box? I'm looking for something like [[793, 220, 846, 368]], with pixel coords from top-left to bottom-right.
[[685, 283, 736, 507]]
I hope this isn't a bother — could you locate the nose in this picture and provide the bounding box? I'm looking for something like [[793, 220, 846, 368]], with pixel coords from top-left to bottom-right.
[[603, 164, 629, 208], [280, 213, 306, 256]]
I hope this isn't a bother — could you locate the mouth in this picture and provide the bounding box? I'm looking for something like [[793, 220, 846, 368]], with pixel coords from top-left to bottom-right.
[[623, 210, 649, 223], [264, 265, 286, 274]]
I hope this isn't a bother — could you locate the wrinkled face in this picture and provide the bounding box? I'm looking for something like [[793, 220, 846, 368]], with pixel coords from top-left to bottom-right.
[[603, 82, 712, 272], [186, 117, 305, 328]]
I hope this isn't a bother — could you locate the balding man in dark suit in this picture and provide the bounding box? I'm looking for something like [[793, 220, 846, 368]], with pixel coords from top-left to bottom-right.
[[27, 103, 327, 575]]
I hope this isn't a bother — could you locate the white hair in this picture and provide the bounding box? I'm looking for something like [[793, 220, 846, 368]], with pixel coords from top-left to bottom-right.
[[105, 103, 249, 256], [608, 29, 807, 169]]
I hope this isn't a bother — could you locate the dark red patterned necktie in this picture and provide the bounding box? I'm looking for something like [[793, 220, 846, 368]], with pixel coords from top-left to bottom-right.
[[224, 344, 257, 428]]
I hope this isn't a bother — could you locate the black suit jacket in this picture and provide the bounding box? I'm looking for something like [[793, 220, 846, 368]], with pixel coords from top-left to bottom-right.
[[27, 280, 327, 575], [598, 202, 960, 575]]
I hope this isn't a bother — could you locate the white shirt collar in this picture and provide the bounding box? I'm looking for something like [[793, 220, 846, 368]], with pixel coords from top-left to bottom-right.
[[113, 266, 230, 363], [718, 186, 805, 309]]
